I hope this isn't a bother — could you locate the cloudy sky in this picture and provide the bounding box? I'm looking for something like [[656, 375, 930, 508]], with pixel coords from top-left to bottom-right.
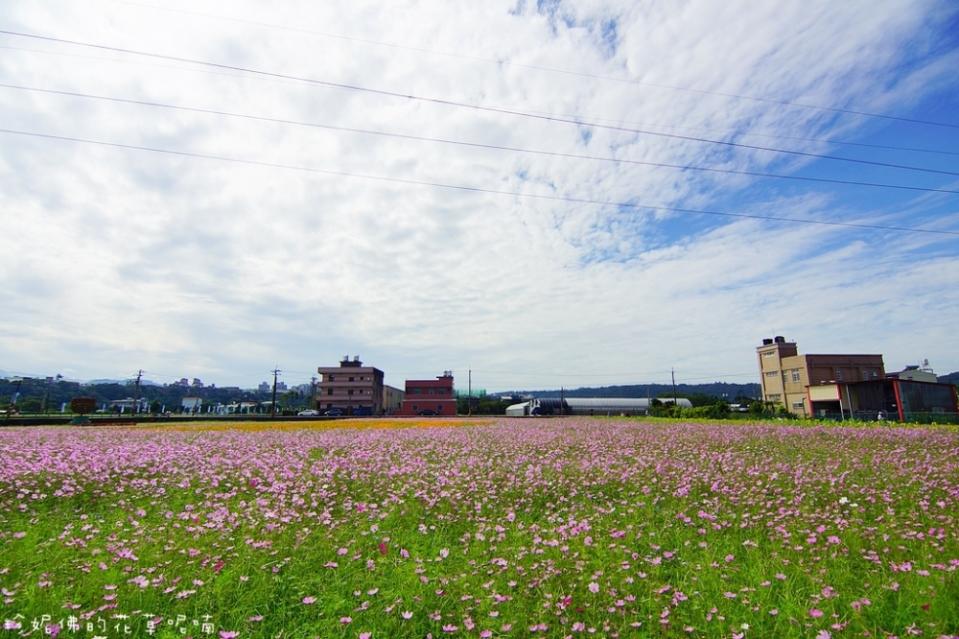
[[1, 0, 958, 391]]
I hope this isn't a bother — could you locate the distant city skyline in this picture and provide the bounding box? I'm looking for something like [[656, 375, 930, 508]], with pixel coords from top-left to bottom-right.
[[2, 1, 958, 390]]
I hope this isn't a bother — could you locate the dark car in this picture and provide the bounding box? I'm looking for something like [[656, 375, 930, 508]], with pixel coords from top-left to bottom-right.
[[323, 408, 344, 417], [417, 409, 438, 416]]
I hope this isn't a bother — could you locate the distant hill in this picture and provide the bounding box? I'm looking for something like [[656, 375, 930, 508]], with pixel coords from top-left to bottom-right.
[[503, 382, 761, 401], [938, 371, 959, 385]]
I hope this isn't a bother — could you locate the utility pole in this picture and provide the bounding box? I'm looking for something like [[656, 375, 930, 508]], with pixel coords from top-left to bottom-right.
[[10, 377, 22, 410], [671, 368, 677, 407], [560, 386, 565, 416], [271, 368, 281, 417], [41, 374, 61, 414], [468, 369, 472, 416], [310, 375, 317, 411], [133, 369, 143, 415]]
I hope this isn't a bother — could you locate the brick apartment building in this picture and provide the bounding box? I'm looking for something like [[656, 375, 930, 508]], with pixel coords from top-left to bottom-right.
[[398, 371, 457, 416], [316, 356, 384, 415], [756, 337, 884, 417]]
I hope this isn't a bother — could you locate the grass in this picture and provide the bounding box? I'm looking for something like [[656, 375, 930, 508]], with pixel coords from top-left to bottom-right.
[[1, 418, 957, 638]]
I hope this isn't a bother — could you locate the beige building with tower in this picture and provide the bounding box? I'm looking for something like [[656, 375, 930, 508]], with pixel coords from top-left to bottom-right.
[[757, 337, 884, 417]]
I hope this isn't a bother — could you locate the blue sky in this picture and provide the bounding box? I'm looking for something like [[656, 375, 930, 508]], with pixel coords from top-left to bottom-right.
[[0, 0, 957, 392]]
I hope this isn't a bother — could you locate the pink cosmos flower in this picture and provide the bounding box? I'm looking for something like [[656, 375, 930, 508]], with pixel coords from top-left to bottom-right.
[[401, 611, 413, 620], [219, 632, 238, 639], [588, 582, 599, 593], [809, 608, 824, 618], [359, 634, 372, 639], [340, 617, 352, 625], [302, 596, 316, 605], [816, 631, 831, 639]]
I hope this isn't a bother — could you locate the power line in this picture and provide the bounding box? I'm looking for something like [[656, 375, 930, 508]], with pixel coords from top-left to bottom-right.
[[1, 30, 956, 178], [4, 44, 957, 159], [110, 0, 959, 130], [4, 127, 957, 237], [4, 82, 957, 196]]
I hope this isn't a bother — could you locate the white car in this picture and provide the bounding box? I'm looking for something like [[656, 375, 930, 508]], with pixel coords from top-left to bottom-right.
[[297, 409, 320, 416]]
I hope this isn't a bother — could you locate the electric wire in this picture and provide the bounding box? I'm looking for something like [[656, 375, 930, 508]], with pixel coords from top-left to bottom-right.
[[1, 30, 956, 177], [4, 43, 958, 159], [5, 126, 955, 236], [110, 0, 959, 130], [4, 82, 957, 195]]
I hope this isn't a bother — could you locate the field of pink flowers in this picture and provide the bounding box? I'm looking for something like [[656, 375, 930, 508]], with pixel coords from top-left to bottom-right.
[[1, 419, 957, 638]]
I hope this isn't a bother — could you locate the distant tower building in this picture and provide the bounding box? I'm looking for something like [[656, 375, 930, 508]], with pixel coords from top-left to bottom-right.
[[756, 337, 884, 416], [316, 356, 385, 416]]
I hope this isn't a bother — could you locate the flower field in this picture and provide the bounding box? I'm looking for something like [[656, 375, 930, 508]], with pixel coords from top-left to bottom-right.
[[1, 419, 957, 638]]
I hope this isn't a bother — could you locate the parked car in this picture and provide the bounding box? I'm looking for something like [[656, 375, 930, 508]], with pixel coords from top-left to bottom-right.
[[323, 408, 344, 417], [417, 409, 438, 416], [297, 409, 319, 416]]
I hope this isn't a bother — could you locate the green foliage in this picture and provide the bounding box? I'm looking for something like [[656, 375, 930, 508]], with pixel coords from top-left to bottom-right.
[[15, 397, 41, 413], [69, 396, 97, 415], [456, 396, 513, 415], [1, 421, 957, 637], [748, 400, 792, 418]]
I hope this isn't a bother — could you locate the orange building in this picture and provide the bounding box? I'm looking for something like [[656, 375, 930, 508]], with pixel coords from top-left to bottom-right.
[[398, 372, 457, 416]]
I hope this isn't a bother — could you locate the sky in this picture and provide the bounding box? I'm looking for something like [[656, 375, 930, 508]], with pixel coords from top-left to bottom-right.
[[1, 0, 958, 392]]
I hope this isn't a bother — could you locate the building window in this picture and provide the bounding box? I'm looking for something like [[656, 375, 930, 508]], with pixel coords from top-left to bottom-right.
[[328, 375, 335, 381], [349, 377, 354, 382], [327, 389, 333, 395], [791, 370, 801, 383], [765, 371, 778, 377], [768, 394, 781, 401], [835, 368, 843, 381], [763, 351, 775, 358], [792, 401, 805, 410], [348, 389, 354, 395]]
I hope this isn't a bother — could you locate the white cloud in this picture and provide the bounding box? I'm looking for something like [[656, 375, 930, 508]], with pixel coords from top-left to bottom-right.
[[0, 0, 957, 389]]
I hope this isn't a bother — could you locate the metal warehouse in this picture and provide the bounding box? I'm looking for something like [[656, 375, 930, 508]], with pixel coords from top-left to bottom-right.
[[506, 397, 692, 416]]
